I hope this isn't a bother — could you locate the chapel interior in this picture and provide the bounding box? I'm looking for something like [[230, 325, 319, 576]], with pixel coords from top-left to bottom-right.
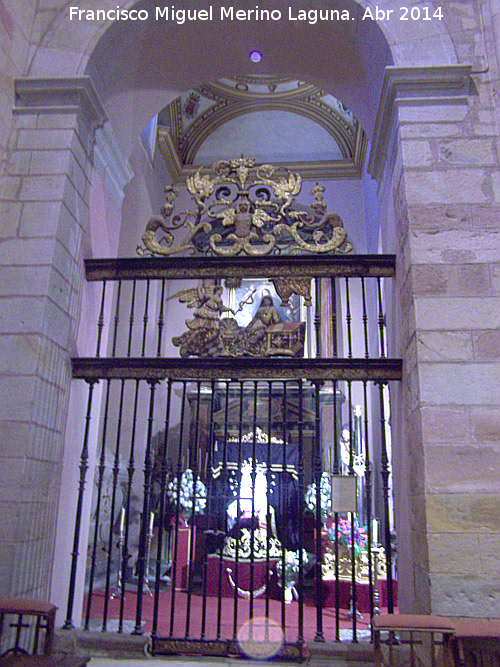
[[1, 0, 500, 663]]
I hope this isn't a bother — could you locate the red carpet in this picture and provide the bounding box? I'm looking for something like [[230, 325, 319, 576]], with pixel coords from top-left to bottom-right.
[[84, 588, 388, 644]]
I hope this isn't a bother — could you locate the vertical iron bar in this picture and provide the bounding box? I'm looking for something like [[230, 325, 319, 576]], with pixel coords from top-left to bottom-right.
[[265, 381, 273, 622], [378, 381, 394, 612], [330, 277, 338, 358], [348, 381, 358, 641], [103, 379, 126, 624], [85, 379, 112, 631], [156, 278, 166, 356], [232, 381, 245, 640], [345, 278, 353, 359], [333, 379, 340, 641], [377, 278, 386, 358], [313, 381, 325, 642], [111, 280, 122, 357], [95, 281, 107, 358], [141, 279, 150, 357], [249, 380, 258, 624], [201, 380, 216, 639], [63, 381, 95, 630], [297, 379, 305, 650], [185, 381, 202, 638], [169, 381, 187, 637], [280, 381, 288, 633], [119, 379, 140, 630], [314, 277, 322, 358], [127, 280, 136, 357], [363, 380, 375, 627], [216, 381, 231, 639], [361, 277, 369, 359], [152, 379, 173, 639], [133, 380, 158, 634]]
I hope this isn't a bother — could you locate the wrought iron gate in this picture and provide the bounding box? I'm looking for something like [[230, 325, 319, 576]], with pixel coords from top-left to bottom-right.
[[64, 159, 401, 660], [64, 256, 401, 660]]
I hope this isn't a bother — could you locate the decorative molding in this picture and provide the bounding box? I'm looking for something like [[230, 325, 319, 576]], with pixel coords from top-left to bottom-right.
[[368, 65, 473, 183], [14, 76, 107, 128]]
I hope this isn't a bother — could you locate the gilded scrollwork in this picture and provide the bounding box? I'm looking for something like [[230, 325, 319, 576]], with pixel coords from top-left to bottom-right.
[[321, 544, 387, 583], [136, 157, 352, 257]]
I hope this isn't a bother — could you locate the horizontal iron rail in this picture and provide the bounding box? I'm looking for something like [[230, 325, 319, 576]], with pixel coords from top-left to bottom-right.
[[71, 356, 402, 381], [84, 255, 396, 281]]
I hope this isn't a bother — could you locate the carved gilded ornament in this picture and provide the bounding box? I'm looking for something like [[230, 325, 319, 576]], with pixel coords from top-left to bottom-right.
[[322, 544, 387, 583], [137, 157, 353, 257]]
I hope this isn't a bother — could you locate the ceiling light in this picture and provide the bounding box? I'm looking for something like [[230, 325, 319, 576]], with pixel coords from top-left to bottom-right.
[[249, 50, 262, 62]]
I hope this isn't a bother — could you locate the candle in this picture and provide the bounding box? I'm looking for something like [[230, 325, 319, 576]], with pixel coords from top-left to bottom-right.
[[119, 507, 125, 534], [372, 518, 378, 545], [149, 511, 154, 533]]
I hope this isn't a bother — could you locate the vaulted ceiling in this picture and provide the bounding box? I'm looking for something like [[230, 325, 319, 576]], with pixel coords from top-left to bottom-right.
[[150, 75, 367, 182]]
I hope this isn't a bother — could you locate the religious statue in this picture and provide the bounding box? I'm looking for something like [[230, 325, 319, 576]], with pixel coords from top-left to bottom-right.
[[171, 285, 234, 357], [247, 296, 281, 331], [224, 460, 281, 561], [171, 286, 305, 357]]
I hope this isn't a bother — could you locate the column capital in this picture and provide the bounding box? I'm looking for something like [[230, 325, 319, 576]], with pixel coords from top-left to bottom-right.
[[14, 76, 107, 129], [368, 65, 473, 183]]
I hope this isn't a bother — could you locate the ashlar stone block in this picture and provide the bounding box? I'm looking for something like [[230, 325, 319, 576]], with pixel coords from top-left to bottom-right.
[[478, 532, 500, 574], [405, 169, 490, 204], [420, 405, 470, 443], [399, 101, 469, 123], [417, 330, 473, 362], [426, 492, 500, 533], [427, 532, 480, 574], [438, 138, 497, 166], [473, 329, 500, 360], [430, 574, 500, 617], [401, 140, 433, 167], [424, 443, 500, 494], [471, 406, 500, 442], [19, 174, 67, 201], [0, 201, 22, 237], [419, 361, 500, 404]]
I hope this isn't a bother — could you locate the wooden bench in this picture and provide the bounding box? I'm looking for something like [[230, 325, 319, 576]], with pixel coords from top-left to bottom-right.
[[0, 598, 57, 657], [0, 656, 89, 666], [452, 619, 500, 667], [373, 613, 456, 667], [0, 598, 89, 667]]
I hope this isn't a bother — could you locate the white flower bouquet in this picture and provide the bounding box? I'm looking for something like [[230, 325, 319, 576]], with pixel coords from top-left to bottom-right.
[[276, 549, 310, 587], [167, 468, 207, 514], [305, 472, 331, 517]]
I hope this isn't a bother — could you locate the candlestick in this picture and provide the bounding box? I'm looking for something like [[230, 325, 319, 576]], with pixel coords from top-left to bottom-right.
[[119, 507, 125, 534]]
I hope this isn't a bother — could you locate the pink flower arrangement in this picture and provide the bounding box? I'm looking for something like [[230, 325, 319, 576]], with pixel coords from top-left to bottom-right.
[[324, 517, 367, 557]]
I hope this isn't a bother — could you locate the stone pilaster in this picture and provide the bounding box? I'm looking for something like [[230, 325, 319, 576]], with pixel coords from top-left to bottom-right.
[[0, 77, 106, 598], [370, 65, 500, 617]]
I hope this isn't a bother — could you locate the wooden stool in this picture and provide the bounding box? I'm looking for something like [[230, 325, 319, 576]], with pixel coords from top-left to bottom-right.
[[373, 614, 456, 667], [0, 598, 57, 657], [452, 619, 500, 667]]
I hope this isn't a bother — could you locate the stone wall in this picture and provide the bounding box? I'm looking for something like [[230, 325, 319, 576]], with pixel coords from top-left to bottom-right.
[[0, 79, 105, 597], [370, 62, 500, 616]]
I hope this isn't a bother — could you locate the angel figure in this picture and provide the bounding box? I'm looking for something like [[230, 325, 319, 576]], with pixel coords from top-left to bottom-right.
[[172, 285, 234, 357]]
